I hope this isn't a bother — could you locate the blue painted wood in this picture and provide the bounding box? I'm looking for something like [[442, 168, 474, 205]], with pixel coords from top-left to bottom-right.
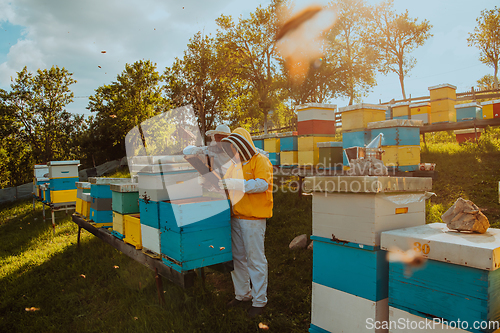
[[35, 180, 49, 186], [456, 106, 482, 122], [309, 324, 331, 333], [312, 236, 388, 302], [393, 115, 408, 120], [253, 139, 264, 150], [387, 165, 419, 172], [89, 208, 113, 224], [90, 184, 112, 199], [280, 136, 298, 151], [310, 235, 378, 251], [43, 189, 51, 203], [160, 225, 232, 264], [268, 152, 280, 166], [112, 191, 139, 214], [389, 260, 500, 333], [111, 230, 125, 240], [342, 130, 371, 149], [159, 199, 230, 232], [139, 199, 160, 228], [162, 251, 233, 273], [369, 127, 420, 146], [48, 177, 79, 191]]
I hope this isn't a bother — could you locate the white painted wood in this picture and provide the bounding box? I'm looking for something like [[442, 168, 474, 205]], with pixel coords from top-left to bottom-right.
[[380, 223, 500, 271], [339, 103, 388, 113], [141, 224, 161, 254], [297, 109, 336, 122], [34, 165, 49, 178], [312, 193, 426, 246], [304, 176, 432, 193], [48, 164, 79, 179], [311, 282, 389, 333], [409, 114, 429, 124], [388, 306, 468, 332], [296, 103, 337, 111], [138, 175, 202, 201], [81, 193, 91, 203]]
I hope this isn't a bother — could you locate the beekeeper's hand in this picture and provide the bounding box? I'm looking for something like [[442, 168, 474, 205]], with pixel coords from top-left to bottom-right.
[[218, 179, 245, 191]]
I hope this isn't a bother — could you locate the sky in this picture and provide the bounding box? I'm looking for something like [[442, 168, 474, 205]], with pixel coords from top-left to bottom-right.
[[0, 0, 496, 117]]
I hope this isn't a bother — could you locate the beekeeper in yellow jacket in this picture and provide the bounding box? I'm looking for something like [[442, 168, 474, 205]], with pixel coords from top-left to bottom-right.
[[219, 127, 273, 318]]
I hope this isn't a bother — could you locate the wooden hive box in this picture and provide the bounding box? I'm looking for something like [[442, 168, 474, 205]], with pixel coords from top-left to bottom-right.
[[455, 102, 482, 122], [279, 136, 298, 151], [136, 164, 201, 202], [268, 152, 280, 166], [297, 120, 336, 136], [50, 189, 76, 204], [317, 142, 343, 169], [253, 139, 264, 150], [298, 150, 318, 167], [428, 83, 457, 101], [310, 282, 388, 333], [139, 198, 160, 228], [81, 193, 91, 219], [305, 176, 431, 247], [141, 224, 161, 256], [110, 183, 139, 214], [381, 223, 500, 332], [298, 135, 337, 151], [89, 177, 131, 199], [47, 160, 80, 179], [49, 177, 79, 191], [112, 211, 126, 237], [281, 151, 298, 167], [34, 164, 49, 178], [76, 182, 91, 199], [264, 137, 280, 153], [123, 214, 142, 249], [410, 102, 431, 115], [454, 128, 483, 144], [392, 102, 410, 118], [367, 119, 422, 147], [296, 103, 337, 118], [339, 103, 387, 132], [388, 306, 468, 332]]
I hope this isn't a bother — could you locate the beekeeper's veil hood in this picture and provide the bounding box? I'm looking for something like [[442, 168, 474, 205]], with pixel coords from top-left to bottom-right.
[[221, 127, 257, 163]]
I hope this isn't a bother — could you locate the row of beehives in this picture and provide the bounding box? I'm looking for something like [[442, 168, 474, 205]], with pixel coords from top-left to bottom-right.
[[33, 160, 80, 205], [74, 164, 233, 274], [305, 176, 500, 333]]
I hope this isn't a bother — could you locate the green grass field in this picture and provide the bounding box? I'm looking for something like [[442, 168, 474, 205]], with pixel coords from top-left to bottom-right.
[[1, 130, 500, 332]]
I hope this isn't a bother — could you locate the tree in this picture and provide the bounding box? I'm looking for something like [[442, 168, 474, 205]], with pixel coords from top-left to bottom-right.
[[4, 66, 77, 163], [164, 32, 235, 138], [216, 1, 287, 132], [477, 74, 497, 90], [87, 60, 168, 162], [368, 0, 432, 99], [468, 6, 500, 90]]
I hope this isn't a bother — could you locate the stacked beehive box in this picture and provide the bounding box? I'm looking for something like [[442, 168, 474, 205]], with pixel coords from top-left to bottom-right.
[[429, 84, 457, 123], [367, 119, 422, 172], [81, 193, 91, 220], [455, 102, 482, 122], [264, 135, 280, 166], [296, 103, 337, 136], [47, 160, 80, 205], [340, 104, 388, 168], [391, 102, 410, 120], [409, 102, 431, 124], [159, 197, 232, 272], [33, 164, 49, 199], [40, 183, 50, 204], [110, 183, 139, 241], [454, 128, 483, 144], [89, 177, 130, 228], [279, 132, 298, 168], [381, 223, 500, 333], [304, 176, 432, 333], [317, 142, 343, 170], [481, 99, 500, 119], [75, 182, 90, 216], [253, 137, 264, 151]]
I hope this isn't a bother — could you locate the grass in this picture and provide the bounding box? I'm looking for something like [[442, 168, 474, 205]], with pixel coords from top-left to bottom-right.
[[2, 132, 500, 332], [0, 187, 313, 332]]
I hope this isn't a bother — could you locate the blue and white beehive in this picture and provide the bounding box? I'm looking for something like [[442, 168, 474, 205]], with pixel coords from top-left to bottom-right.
[[47, 160, 80, 204], [33, 164, 49, 198], [381, 223, 500, 333], [305, 176, 432, 333], [89, 177, 131, 228], [455, 102, 483, 122], [159, 197, 232, 273]]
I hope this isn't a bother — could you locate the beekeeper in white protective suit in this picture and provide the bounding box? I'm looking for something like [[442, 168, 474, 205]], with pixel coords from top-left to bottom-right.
[[219, 127, 273, 319]]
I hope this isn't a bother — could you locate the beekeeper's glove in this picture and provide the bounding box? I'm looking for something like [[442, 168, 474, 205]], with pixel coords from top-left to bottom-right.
[[218, 179, 245, 191]]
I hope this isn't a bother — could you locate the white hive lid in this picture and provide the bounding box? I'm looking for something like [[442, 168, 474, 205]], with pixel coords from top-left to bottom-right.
[[338, 103, 388, 113], [295, 103, 337, 111], [428, 83, 457, 90], [367, 119, 423, 129], [454, 102, 481, 109], [381, 223, 500, 271]]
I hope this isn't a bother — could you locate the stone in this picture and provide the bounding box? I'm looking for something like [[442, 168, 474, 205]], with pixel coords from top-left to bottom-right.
[[289, 234, 308, 249], [441, 198, 490, 234]]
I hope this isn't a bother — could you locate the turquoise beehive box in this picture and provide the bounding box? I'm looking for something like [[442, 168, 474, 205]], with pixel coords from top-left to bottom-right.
[[110, 183, 139, 214]]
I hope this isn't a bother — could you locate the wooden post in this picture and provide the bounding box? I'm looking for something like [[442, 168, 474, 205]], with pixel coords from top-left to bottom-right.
[[51, 209, 56, 234], [474, 120, 478, 143], [155, 268, 166, 306], [77, 226, 82, 248]]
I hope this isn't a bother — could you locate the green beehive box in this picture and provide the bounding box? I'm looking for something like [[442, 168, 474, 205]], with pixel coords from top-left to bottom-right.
[[111, 183, 139, 214], [318, 142, 343, 168]]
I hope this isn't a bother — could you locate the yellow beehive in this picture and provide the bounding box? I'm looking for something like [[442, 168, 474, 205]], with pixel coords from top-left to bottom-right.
[[382, 146, 420, 167], [430, 110, 456, 123], [281, 151, 298, 166], [113, 211, 126, 235], [481, 101, 494, 119], [75, 198, 83, 215], [410, 102, 430, 115], [82, 200, 90, 220], [50, 189, 77, 204], [392, 103, 410, 117], [298, 150, 319, 166], [428, 84, 457, 101], [124, 214, 142, 249], [339, 103, 387, 132], [264, 138, 280, 153], [298, 135, 336, 152], [431, 99, 456, 114]]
